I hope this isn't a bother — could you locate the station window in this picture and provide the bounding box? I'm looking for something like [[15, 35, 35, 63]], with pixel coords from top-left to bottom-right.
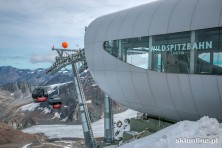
[[195, 27, 222, 75], [104, 37, 149, 69], [103, 27, 222, 75], [152, 31, 190, 73]]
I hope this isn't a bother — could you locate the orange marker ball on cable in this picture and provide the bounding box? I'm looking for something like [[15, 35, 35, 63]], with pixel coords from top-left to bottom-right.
[[62, 42, 68, 48]]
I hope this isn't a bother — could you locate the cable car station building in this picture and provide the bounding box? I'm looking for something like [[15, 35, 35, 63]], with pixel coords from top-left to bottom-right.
[[84, 0, 222, 122]]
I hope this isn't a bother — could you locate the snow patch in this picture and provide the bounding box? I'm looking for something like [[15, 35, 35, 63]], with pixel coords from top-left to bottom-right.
[[41, 107, 51, 114], [48, 81, 72, 90], [61, 117, 68, 122], [22, 143, 32, 148], [55, 140, 73, 144], [92, 84, 97, 87], [86, 100, 92, 104], [51, 112, 61, 119], [47, 81, 73, 94], [119, 116, 222, 148], [20, 103, 40, 111]]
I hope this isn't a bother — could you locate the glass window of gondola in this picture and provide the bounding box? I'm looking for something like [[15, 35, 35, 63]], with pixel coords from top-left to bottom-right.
[[49, 95, 62, 105], [32, 88, 48, 99]]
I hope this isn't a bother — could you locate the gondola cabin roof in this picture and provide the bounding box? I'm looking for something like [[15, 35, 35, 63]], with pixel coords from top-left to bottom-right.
[[32, 87, 48, 100]]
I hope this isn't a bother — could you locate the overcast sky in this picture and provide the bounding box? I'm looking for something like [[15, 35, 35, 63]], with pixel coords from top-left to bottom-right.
[[0, 0, 154, 69]]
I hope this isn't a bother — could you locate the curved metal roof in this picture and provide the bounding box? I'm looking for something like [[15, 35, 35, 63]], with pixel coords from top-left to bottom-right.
[[85, 0, 222, 43]]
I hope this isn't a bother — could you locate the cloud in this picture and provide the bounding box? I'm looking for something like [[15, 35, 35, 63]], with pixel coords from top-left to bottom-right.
[[0, 0, 155, 68], [0, 0, 155, 45], [0, 56, 24, 60], [30, 51, 57, 63]]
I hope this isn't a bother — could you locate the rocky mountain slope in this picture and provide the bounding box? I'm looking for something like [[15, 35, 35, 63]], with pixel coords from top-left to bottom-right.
[[0, 122, 47, 148], [0, 66, 73, 86], [0, 66, 125, 130]]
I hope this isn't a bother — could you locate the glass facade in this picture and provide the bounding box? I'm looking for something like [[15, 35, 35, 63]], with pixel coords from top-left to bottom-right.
[[195, 28, 222, 74], [103, 27, 222, 75], [103, 37, 149, 69], [152, 31, 190, 73]]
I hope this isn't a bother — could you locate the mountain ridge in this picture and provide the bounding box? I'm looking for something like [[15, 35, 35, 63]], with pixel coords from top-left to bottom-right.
[[0, 66, 73, 86]]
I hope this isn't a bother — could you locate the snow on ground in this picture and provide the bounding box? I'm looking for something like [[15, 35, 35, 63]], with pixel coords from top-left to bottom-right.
[[113, 109, 137, 123], [62, 71, 69, 73], [43, 107, 51, 114], [118, 116, 222, 148], [46, 81, 73, 94], [47, 81, 73, 91], [23, 124, 83, 138], [38, 107, 51, 114], [22, 143, 32, 148], [86, 100, 92, 104], [19, 103, 40, 111], [51, 112, 61, 119], [22, 109, 138, 139], [20, 110, 222, 148], [92, 84, 97, 87], [22, 140, 73, 148], [61, 117, 68, 122]]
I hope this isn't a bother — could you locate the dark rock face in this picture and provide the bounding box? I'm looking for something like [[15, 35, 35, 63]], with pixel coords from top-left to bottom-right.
[[1, 81, 32, 95], [0, 66, 125, 129]]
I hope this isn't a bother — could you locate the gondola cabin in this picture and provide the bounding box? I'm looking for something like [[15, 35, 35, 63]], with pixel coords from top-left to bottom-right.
[[32, 88, 48, 102], [49, 95, 62, 109]]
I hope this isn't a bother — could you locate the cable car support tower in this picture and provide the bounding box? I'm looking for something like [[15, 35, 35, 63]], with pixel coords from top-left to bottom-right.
[[45, 47, 97, 148]]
